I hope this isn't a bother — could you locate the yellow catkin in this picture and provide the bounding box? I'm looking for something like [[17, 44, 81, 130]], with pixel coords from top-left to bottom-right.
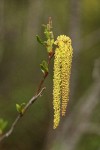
[[53, 48, 61, 129], [53, 35, 73, 128], [60, 37, 73, 116]]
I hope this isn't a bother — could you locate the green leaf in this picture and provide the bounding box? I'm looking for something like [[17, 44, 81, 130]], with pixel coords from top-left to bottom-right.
[[0, 118, 8, 134], [16, 103, 26, 114], [20, 103, 26, 114], [40, 60, 48, 74], [16, 104, 21, 113], [36, 35, 44, 45]]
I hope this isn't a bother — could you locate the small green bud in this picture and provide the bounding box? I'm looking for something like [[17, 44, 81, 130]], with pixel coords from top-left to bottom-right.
[[16, 104, 21, 113], [0, 118, 8, 134], [16, 103, 26, 114], [40, 60, 48, 74]]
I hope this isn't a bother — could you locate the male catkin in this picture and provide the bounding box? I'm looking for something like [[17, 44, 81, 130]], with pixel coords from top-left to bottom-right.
[[53, 35, 73, 129]]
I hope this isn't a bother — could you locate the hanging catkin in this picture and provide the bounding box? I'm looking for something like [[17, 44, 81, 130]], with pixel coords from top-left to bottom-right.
[[53, 35, 73, 129]]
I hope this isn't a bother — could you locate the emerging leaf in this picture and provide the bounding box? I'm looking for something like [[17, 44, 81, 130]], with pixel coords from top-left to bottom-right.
[[20, 103, 26, 114], [40, 60, 48, 74], [36, 35, 44, 45], [16, 104, 21, 113], [0, 118, 8, 134], [16, 103, 26, 114]]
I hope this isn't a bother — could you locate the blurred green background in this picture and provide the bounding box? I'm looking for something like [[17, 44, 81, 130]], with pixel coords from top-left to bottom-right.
[[0, 0, 100, 150]]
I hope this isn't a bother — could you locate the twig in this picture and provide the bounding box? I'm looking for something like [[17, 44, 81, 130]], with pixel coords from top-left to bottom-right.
[[37, 72, 48, 94], [0, 87, 46, 142], [0, 19, 55, 142], [37, 52, 54, 94], [0, 53, 54, 143]]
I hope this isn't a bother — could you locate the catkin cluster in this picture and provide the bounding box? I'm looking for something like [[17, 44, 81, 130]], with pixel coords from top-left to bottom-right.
[[53, 35, 73, 129]]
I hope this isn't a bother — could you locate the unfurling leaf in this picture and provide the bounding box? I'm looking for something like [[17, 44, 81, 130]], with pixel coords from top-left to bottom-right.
[[36, 35, 44, 45], [16, 103, 26, 114], [40, 60, 48, 74], [16, 104, 21, 113], [0, 118, 8, 134], [20, 103, 26, 114]]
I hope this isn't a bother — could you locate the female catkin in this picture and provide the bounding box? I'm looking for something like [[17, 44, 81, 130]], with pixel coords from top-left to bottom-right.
[[53, 35, 73, 129]]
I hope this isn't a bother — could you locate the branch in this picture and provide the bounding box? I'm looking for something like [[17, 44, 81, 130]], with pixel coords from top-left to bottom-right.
[[0, 87, 46, 142], [0, 42, 54, 143], [0, 18, 55, 143], [37, 52, 54, 94]]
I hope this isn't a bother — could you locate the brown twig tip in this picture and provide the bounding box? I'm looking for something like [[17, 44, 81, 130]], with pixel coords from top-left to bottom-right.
[[40, 87, 46, 96]]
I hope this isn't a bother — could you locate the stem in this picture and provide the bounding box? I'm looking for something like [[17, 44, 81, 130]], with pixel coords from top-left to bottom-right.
[[0, 87, 46, 142], [0, 51, 54, 143], [37, 51, 54, 94]]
